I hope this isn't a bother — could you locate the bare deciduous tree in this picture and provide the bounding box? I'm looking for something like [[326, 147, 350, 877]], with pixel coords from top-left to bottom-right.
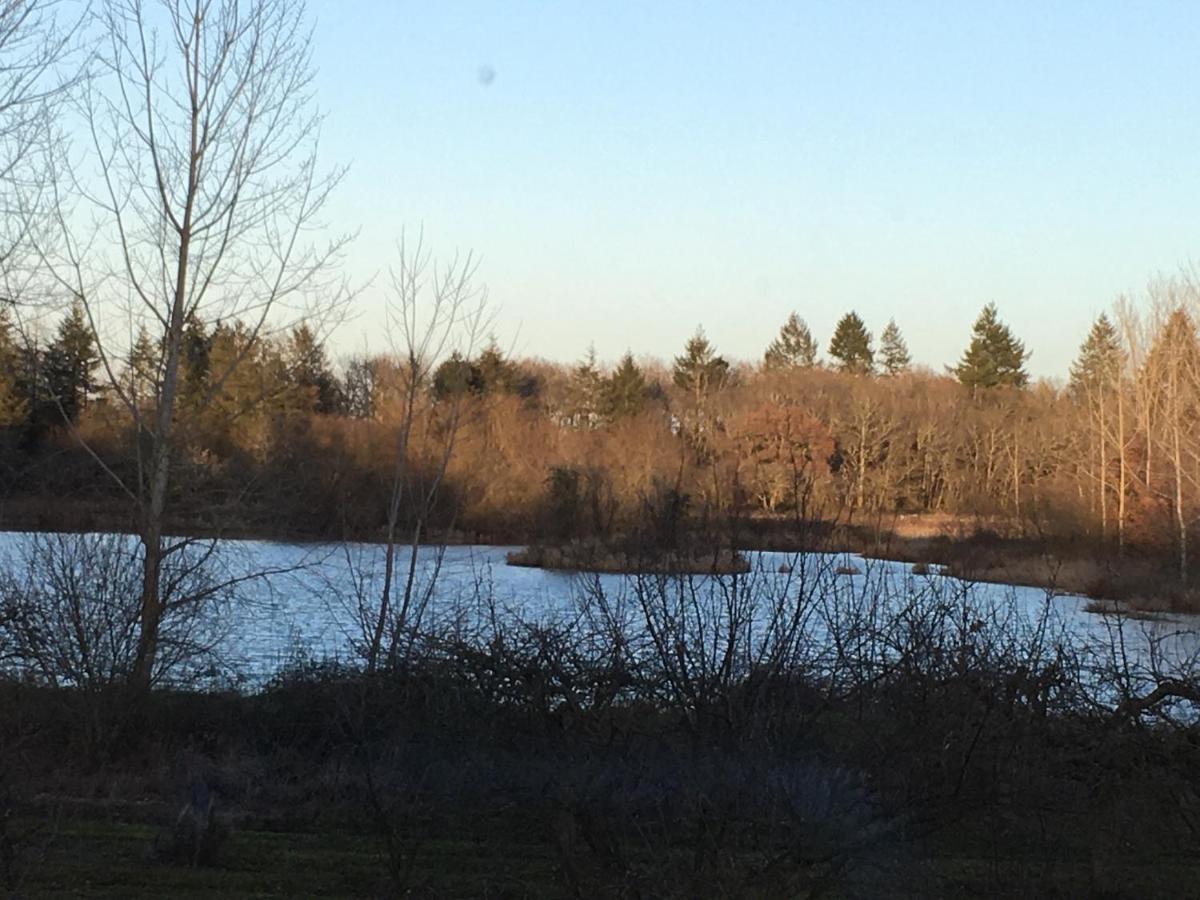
[[0, 531, 233, 689], [41, 0, 350, 689], [0, 1, 81, 308], [359, 232, 486, 673]]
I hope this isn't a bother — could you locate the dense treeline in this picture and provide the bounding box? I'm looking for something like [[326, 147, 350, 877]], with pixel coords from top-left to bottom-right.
[[7, 283, 1200, 584]]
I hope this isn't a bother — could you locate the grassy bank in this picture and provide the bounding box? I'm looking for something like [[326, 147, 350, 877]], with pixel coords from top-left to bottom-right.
[[737, 514, 1200, 614], [505, 541, 751, 574], [10, 808, 1200, 898]]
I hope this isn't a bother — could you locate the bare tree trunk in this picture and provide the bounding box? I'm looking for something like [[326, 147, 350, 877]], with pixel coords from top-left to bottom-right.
[[131, 55, 200, 686], [368, 384, 418, 673], [856, 418, 867, 511], [1173, 416, 1187, 582], [1117, 384, 1127, 554], [1098, 392, 1108, 540], [1143, 398, 1153, 495], [1088, 440, 1098, 531], [1014, 430, 1021, 523], [365, 235, 485, 674], [47, 0, 349, 690]]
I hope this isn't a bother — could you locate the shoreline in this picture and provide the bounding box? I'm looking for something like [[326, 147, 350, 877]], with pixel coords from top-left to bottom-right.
[[0, 505, 1194, 614]]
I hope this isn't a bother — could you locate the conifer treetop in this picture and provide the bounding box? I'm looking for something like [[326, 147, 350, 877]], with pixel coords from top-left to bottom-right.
[[764, 312, 818, 370], [828, 311, 874, 375], [878, 318, 911, 376], [954, 302, 1029, 390], [1068, 313, 1123, 399], [673, 326, 730, 396]]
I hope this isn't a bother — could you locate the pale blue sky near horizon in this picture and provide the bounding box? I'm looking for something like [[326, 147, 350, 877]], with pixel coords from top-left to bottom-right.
[[309, 1, 1200, 379]]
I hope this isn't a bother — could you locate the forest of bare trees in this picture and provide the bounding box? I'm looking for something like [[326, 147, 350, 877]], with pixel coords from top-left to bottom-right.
[[0, 5, 1192, 610], [8, 279, 1200, 595]]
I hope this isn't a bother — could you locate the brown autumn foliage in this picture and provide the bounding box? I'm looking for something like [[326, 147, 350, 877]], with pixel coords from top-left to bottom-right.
[[8, 276, 1200, 593]]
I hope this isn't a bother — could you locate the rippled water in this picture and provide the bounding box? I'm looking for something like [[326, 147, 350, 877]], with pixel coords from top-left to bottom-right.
[[4, 534, 1199, 691], [205, 541, 1200, 684]]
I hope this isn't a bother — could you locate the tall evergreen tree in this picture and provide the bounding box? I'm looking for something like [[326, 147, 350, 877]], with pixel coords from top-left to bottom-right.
[[1144, 308, 1200, 376], [343, 355, 383, 416], [1068, 314, 1123, 399], [1069, 312, 1127, 547], [565, 345, 606, 428], [1143, 307, 1200, 580], [763, 312, 818, 370], [179, 312, 211, 412], [44, 300, 99, 421], [1142, 307, 1200, 407], [476, 339, 520, 395], [828, 312, 874, 374], [431, 351, 483, 401], [954, 303, 1029, 390], [0, 307, 25, 427], [286, 323, 341, 413], [672, 327, 730, 398], [606, 351, 648, 419], [878, 319, 912, 376], [126, 325, 160, 407], [15, 337, 46, 434], [201, 321, 292, 456]]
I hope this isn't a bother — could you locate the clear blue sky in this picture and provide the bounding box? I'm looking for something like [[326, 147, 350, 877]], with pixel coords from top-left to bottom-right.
[[311, 1, 1200, 378]]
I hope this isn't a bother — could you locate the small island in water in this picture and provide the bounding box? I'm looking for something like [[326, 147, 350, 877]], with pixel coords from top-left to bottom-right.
[[506, 539, 751, 575]]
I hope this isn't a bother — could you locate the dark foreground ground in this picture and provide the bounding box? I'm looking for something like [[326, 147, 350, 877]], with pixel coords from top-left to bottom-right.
[[4, 645, 1200, 899], [7, 815, 568, 898], [11, 813, 1200, 898]]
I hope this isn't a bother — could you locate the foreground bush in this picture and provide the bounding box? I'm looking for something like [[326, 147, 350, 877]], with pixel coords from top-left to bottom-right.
[[3, 561, 1199, 896]]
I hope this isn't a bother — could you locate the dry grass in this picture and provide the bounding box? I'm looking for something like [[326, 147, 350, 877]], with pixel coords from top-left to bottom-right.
[[1082, 600, 1165, 622], [506, 542, 751, 575], [888, 512, 1012, 540]]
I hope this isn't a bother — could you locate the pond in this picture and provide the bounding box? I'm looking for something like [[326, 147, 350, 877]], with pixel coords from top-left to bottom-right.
[[3, 533, 1199, 693], [205, 540, 1200, 687]]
